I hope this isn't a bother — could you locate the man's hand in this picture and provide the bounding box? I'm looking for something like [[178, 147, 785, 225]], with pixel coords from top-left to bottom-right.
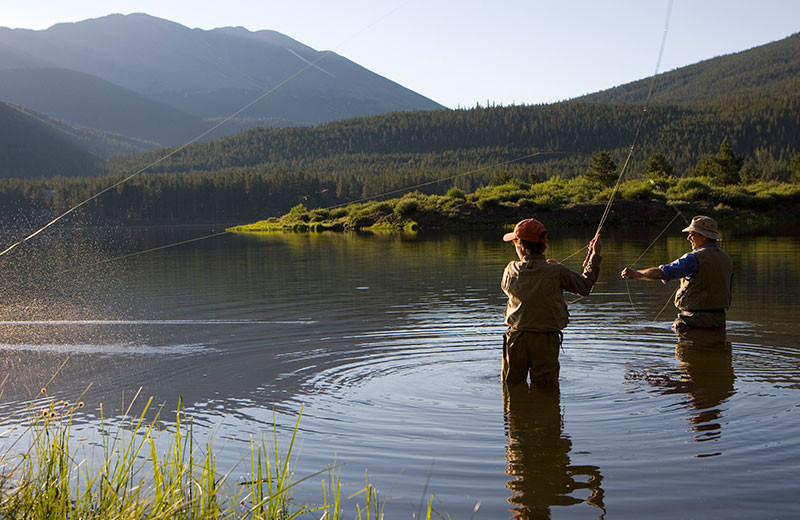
[[583, 233, 602, 267], [620, 267, 641, 279]]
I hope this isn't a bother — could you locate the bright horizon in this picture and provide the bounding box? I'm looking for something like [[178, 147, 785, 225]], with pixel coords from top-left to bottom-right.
[[2, 1, 799, 109]]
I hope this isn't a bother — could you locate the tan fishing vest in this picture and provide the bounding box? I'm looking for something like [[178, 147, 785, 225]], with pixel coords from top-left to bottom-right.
[[674, 244, 733, 311]]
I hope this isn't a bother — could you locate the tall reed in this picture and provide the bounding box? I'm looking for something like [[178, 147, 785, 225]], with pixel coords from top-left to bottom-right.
[[0, 391, 446, 519]]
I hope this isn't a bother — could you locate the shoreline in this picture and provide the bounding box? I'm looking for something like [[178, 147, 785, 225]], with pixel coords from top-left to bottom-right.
[[227, 199, 800, 236]]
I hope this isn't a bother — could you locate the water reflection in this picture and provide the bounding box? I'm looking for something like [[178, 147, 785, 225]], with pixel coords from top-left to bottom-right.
[[503, 384, 605, 519], [675, 328, 735, 450], [2, 227, 799, 518]]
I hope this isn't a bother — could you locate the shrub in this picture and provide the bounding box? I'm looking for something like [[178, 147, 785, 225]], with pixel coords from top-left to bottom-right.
[[498, 189, 532, 203], [560, 176, 598, 203], [619, 180, 663, 201], [286, 203, 309, 222], [533, 194, 560, 210], [749, 181, 800, 203], [445, 187, 466, 200], [475, 196, 501, 210], [666, 178, 712, 201], [394, 199, 419, 217], [350, 201, 392, 218], [709, 186, 755, 208]]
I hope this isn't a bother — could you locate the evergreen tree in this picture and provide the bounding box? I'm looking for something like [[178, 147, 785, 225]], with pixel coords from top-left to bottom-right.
[[791, 154, 800, 183], [695, 139, 745, 185], [716, 139, 745, 185], [585, 152, 618, 187], [739, 160, 759, 184], [645, 152, 674, 178]]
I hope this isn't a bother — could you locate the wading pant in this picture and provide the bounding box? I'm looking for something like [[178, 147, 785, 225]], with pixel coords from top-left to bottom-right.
[[502, 329, 561, 387], [672, 311, 726, 333]]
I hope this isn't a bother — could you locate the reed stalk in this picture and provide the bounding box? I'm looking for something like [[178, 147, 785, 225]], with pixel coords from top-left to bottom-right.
[[0, 394, 445, 519]]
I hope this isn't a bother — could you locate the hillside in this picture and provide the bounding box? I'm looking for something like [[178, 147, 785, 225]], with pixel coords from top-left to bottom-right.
[[0, 68, 207, 147], [94, 28, 800, 190], [0, 101, 100, 179], [105, 93, 798, 183], [1, 27, 799, 219], [0, 13, 444, 130], [579, 32, 800, 107]]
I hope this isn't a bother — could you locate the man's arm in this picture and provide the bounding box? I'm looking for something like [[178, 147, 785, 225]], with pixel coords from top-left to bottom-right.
[[560, 235, 602, 296], [620, 267, 664, 281], [622, 253, 698, 282]]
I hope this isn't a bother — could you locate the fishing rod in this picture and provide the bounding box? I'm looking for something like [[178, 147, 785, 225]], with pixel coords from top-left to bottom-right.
[[564, 0, 674, 307], [592, 0, 674, 240]]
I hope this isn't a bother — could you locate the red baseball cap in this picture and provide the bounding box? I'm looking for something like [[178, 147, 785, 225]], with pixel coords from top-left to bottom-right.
[[502, 218, 548, 243]]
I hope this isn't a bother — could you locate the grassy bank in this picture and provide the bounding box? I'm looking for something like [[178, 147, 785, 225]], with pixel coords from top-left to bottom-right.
[[0, 393, 446, 519], [228, 176, 800, 235]]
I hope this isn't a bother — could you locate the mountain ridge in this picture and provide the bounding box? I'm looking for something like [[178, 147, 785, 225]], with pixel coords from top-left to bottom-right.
[[0, 16, 798, 183], [0, 13, 444, 127]]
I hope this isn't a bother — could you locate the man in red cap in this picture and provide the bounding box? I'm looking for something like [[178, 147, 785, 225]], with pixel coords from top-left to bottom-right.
[[621, 215, 732, 333], [501, 218, 602, 387]]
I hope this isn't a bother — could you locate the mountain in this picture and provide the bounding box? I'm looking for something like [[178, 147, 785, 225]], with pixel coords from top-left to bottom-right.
[[2, 23, 798, 187], [0, 68, 208, 146], [0, 101, 100, 178], [97, 30, 799, 194], [0, 13, 444, 131]]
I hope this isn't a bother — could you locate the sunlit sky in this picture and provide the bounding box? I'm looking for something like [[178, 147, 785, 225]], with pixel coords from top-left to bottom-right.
[[3, 1, 799, 108]]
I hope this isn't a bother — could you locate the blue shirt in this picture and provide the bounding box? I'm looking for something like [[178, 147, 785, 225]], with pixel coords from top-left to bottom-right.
[[659, 243, 715, 283]]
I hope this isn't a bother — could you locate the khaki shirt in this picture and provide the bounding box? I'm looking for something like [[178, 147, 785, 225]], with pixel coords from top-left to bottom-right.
[[502, 253, 601, 332]]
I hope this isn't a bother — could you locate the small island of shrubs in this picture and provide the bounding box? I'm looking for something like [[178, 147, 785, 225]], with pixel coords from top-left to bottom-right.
[[228, 174, 800, 234]]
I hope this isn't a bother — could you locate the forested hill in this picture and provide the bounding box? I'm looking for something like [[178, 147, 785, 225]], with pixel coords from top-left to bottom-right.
[[580, 32, 800, 107], [0, 101, 101, 178], [2, 31, 799, 224], [107, 93, 797, 182], [103, 30, 800, 185]]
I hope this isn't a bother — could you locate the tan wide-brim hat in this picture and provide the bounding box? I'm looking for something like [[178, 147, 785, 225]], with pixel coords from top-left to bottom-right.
[[681, 215, 721, 240]]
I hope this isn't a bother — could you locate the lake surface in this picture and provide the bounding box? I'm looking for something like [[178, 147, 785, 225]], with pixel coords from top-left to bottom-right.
[[1, 225, 799, 519]]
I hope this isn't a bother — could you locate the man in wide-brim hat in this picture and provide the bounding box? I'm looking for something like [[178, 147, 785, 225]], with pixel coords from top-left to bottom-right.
[[621, 215, 733, 333]]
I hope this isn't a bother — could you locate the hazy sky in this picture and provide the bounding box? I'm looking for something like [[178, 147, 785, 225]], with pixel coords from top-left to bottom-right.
[[3, 1, 799, 108]]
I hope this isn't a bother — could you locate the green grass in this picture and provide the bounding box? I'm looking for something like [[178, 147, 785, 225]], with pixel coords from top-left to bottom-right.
[[0, 388, 449, 519], [227, 175, 800, 234]]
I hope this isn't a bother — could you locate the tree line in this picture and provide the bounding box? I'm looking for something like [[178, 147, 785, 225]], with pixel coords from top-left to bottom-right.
[[1, 81, 799, 226]]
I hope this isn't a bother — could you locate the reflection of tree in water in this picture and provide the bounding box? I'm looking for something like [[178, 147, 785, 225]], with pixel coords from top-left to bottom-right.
[[503, 384, 605, 519]]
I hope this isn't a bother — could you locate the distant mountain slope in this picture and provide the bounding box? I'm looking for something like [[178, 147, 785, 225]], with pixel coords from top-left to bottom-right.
[[106, 93, 797, 181], [0, 101, 100, 178], [0, 68, 208, 146], [0, 13, 444, 126], [579, 32, 800, 107]]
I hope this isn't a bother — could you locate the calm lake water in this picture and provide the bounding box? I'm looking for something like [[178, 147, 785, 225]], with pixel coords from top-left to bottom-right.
[[1, 225, 799, 519]]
